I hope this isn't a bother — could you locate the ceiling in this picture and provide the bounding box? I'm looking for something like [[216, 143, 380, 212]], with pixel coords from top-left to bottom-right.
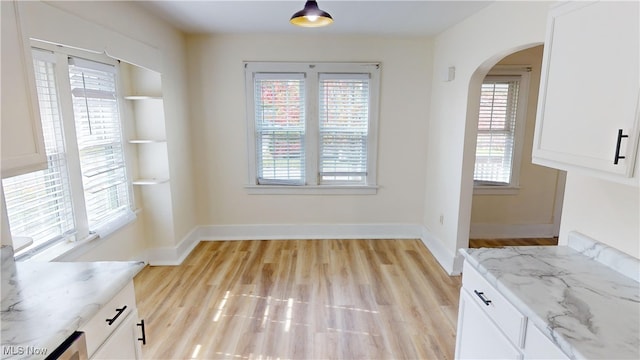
[[138, 1, 493, 36]]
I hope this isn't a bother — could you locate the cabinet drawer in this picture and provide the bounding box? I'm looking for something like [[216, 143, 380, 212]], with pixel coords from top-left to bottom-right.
[[79, 281, 137, 357], [462, 261, 526, 348], [92, 310, 141, 360]]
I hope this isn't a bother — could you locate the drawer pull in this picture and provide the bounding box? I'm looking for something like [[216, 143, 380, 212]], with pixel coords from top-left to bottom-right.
[[105, 306, 127, 325], [137, 319, 147, 345], [474, 290, 492, 306], [614, 129, 628, 164]]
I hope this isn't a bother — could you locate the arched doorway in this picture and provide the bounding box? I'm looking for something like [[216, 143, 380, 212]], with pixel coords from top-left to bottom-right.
[[460, 44, 566, 249]]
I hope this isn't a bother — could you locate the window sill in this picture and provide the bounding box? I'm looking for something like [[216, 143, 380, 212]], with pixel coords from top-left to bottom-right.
[[473, 186, 520, 195], [18, 211, 137, 262], [22, 233, 99, 262], [245, 184, 379, 195]]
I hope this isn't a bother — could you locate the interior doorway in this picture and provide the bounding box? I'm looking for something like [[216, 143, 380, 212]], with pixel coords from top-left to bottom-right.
[[464, 45, 566, 248]]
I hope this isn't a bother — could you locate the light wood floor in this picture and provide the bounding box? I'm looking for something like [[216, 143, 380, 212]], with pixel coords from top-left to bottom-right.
[[133, 239, 462, 360], [469, 237, 558, 248]]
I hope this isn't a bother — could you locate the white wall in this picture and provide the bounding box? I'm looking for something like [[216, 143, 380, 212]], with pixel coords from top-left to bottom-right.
[[16, 1, 195, 260], [559, 173, 640, 258], [188, 34, 432, 229], [423, 1, 552, 273]]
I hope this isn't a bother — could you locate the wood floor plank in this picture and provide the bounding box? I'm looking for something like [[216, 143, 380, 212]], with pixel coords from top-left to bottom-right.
[[134, 239, 462, 359], [469, 237, 558, 248]]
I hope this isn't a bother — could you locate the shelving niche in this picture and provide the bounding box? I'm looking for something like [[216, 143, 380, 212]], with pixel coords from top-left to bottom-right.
[[121, 63, 175, 249]]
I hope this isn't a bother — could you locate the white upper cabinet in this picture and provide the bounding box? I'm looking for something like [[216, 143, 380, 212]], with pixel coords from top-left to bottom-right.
[[533, 1, 640, 185], [1, 1, 47, 178]]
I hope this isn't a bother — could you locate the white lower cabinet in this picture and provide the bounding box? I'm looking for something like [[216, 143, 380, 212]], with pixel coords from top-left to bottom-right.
[[523, 321, 569, 360], [92, 310, 141, 360], [455, 261, 568, 360], [456, 289, 522, 359], [79, 281, 145, 359]]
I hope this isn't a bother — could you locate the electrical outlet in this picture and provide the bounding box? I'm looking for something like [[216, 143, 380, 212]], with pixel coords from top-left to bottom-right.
[[439, 214, 444, 225]]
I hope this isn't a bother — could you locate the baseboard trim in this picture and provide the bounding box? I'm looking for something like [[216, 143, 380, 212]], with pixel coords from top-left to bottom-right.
[[146, 223, 460, 275], [419, 227, 462, 275], [469, 223, 556, 239], [147, 227, 200, 266], [198, 223, 423, 241]]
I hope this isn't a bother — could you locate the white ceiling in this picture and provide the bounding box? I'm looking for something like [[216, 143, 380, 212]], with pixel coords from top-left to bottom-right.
[[138, 1, 493, 36]]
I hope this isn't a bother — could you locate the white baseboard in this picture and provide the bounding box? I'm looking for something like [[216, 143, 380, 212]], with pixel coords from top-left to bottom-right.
[[469, 223, 556, 239], [146, 223, 460, 276], [198, 223, 423, 241], [147, 227, 200, 266], [419, 227, 463, 275]]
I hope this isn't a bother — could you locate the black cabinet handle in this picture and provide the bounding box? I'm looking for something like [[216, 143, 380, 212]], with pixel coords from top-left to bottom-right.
[[614, 129, 629, 164], [137, 319, 147, 345], [105, 306, 127, 325], [474, 290, 492, 306]]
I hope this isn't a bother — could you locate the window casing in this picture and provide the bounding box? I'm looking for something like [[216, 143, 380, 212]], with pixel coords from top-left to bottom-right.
[[245, 62, 380, 194], [2, 46, 134, 259], [473, 68, 530, 194]]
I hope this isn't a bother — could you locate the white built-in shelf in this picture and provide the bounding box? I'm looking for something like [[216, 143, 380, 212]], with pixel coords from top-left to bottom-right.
[[128, 139, 167, 144], [132, 178, 170, 186], [124, 95, 163, 100]]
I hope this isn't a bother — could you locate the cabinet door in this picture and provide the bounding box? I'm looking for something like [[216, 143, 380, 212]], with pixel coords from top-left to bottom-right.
[[92, 310, 141, 360], [1, 1, 47, 178], [523, 322, 568, 360], [455, 289, 522, 360], [533, 1, 640, 180]]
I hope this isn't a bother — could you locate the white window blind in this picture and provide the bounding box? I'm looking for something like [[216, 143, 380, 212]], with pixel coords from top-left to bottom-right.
[[319, 74, 370, 184], [245, 62, 380, 194], [2, 51, 75, 252], [474, 76, 521, 185], [254, 73, 306, 185], [3, 47, 134, 259], [68, 57, 131, 229]]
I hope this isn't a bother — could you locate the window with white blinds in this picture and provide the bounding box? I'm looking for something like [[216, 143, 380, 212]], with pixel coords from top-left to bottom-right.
[[254, 74, 306, 185], [474, 72, 528, 189], [1, 47, 133, 258], [245, 62, 379, 193], [319, 74, 369, 184], [68, 57, 131, 228], [2, 51, 75, 253]]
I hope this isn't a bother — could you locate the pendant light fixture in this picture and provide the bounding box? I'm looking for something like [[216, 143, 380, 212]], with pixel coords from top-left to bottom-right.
[[290, 1, 333, 28]]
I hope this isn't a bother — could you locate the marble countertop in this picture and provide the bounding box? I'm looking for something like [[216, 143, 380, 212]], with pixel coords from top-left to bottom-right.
[[1, 246, 145, 360], [460, 232, 640, 359]]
